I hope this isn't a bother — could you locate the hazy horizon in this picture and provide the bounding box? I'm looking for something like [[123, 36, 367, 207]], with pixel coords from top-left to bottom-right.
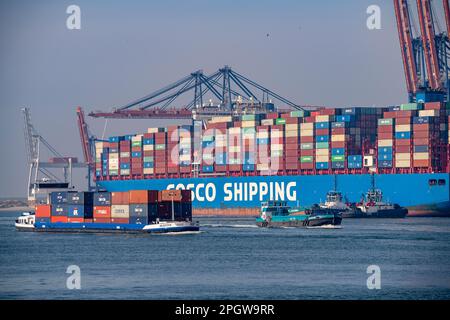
[[0, 0, 408, 197]]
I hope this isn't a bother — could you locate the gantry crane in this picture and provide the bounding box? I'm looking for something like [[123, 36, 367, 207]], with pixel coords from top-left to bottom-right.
[[88, 66, 325, 120], [22, 107, 86, 203], [76, 107, 96, 190], [394, 0, 450, 102]]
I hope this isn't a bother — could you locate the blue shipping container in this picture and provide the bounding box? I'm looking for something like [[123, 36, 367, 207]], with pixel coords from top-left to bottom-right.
[[378, 153, 393, 161], [93, 192, 111, 206], [132, 152, 142, 158], [395, 132, 411, 139], [316, 135, 329, 142], [331, 122, 345, 128], [347, 155, 362, 162], [68, 205, 93, 218], [332, 148, 345, 155], [143, 138, 154, 145], [331, 161, 345, 169], [50, 192, 68, 204], [348, 161, 362, 169], [120, 163, 130, 169], [51, 204, 69, 216], [202, 166, 214, 173], [316, 162, 329, 169], [315, 122, 329, 129], [378, 147, 393, 154], [335, 115, 352, 122], [378, 160, 393, 168], [414, 145, 429, 152], [413, 117, 430, 124], [243, 164, 255, 171], [144, 162, 154, 168]]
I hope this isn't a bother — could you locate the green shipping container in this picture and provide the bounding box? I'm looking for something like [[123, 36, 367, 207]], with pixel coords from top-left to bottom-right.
[[290, 110, 305, 118], [241, 114, 256, 121], [229, 158, 241, 165], [155, 144, 166, 150], [271, 150, 283, 157], [242, 127, 256, 134], [132, 141, 141, 147], [143, 156, 154, 162], [300, 143, 313, 150], [315, 142, 329, 149], [400, 103, 421, 111], [378, 118, 393, 126], [331, 155, 345, 162], [300, 156, 313, 163], [275, 118, 286, 125], [109, 169, 119, 176], [202, 135, 214, 142]]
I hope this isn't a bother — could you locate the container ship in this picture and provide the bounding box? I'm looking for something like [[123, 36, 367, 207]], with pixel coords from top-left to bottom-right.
[[94, 101, 450, 217]]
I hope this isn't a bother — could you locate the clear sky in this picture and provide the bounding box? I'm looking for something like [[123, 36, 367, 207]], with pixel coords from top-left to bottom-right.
[[0, 0, 408, 197]]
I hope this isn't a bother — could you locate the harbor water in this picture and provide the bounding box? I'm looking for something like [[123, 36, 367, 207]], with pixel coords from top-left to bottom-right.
[[1, 211, 450, 299]]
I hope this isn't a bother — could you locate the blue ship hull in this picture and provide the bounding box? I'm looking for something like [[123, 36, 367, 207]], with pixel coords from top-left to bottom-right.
[[97, 173, 450, 216]]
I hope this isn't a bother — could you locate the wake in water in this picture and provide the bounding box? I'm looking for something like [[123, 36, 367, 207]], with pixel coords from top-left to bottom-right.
[[201, 223, 259, 229], [306, 225, 343, 229]]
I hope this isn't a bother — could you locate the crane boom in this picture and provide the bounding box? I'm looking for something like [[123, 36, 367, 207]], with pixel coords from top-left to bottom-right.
[[394, 0, 419, 96], [76, 107, 93, 166], [416, 0, 442, 90], [444, 0, 450, 42]]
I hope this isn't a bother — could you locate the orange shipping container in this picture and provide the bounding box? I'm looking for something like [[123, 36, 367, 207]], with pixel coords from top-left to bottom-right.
[[51, 216, 68, 223], [111, 191, 130, 205], [35, 204, 51, 218], [159, 190, 182, 202], [395, 140, 411, 146], [395, 117, 411, 125], [93, 206, 111, 218], [413, 159, 430, 167], [129, 190, 159, 204]]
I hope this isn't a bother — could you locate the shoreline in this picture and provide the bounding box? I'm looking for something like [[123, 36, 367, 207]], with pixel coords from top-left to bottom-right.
[[0, 206, 33, 212]]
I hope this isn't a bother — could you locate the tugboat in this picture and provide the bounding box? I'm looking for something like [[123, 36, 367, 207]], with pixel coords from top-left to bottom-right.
[[15, 212, 35, 231], [315, 175, 354, 217], [256, 201, 342, 228], [355, 174, 408, 218]]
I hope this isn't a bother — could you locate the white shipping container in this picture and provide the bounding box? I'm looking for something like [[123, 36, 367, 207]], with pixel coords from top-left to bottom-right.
[[261, 119, 274, 126], [285, 130, 298, 138], [143, 145, 154, 151], [229, 127, 241, 134], [285, 124, 298, 131], [315, 155, 329, 162], [257, 132, 269, 139], [241, 121, 256, 128], [316, 149, 329, 156], [395, 124, 411, 132], [120, 152, 130, 158], [179, 154, 191, 161], [271, 144, 284, 151], [418, 109, 438, 117], [120, 169, 130, 175], [111, 205, 130, 218], [300, 129, 314, 136], [378, 139, 393, 147], [271, 131, 283, 138], [229, 146, 241, 152], [147, 127, 159, 133], [315, 115, 330, 122], [395, 160, 411, 168], [331, 135, 345, 142], [413, 152, 429, 160], [300, 123, 313, 130], [109, 153, 119, 159], [396, 153, 411, 160], [143, 168, 154, 174]]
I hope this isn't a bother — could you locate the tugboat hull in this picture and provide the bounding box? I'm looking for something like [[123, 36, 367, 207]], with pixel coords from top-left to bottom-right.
[[256, 214, 342, 228]]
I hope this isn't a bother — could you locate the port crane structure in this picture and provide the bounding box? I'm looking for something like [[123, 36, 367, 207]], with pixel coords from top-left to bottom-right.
[[394, 0, 450, 102], [89, 66, 319, 120], [22, 107, 86, 203]]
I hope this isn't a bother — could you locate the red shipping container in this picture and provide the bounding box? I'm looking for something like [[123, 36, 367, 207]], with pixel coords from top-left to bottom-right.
[[94, 206, 111, 218], [68, 217, 84, 223], [378, 132, 393, 139], [129, 190, 158, 204], [120, 157, 130, 163], [413, 131, 430, 138], [301, 136, 314, 143], [111, 218, 129, 224], [395, 145, 410, 153], [318, 108, 335, 115], [316, 128, 329, 136], [35, 204, 51, 218], [155, 168, 166, 174], [111, 191, 130, 205], [286, 149, 299, 157], [331, 141, 345, 148], [285, 117, 299, 124], [132, 146, 142, 152], [84, 219, 93, 223], [413, 159, 430, 167], [378, 125, 393, 133], [266, 112, 279, 119], [229, 165, 241, 171], [424, 102, 442, 110], [396, 117, 411, 125], [143, 151, 154, 157], [331, 128, 345, 135], [414, 138, 430, 145], [51, 216, 68, 223], [215, 165, 227, 172], [285, 156, 298, 163], [271, 138, 283, 144], [413, 124, 429, 132], [304, 116, 315, 123], [285, 137, 299, 144], [94, 218, 111, 223], [395, 140, 411, 146], [168, 167, 179, 173], [300, 162, 314, 169], [180, 166, 192, 173], [143, 133, 154, 138], [285, 144, 298, 150], [285, 162, 298, 170], [300, 149, 314, 156]]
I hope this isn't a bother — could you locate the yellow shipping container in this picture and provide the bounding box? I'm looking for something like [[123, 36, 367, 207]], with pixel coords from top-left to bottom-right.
[[300, 129, 314, 137], [331, 134, 345, 142], [316, 149, 329, 156], [210, 116, 232, 123], [257, 132, 269, 139], [241, 121, 256, 128], [395, 153, 411, 160], [229, 146, 241, 152], [300, 123, 313, 130], [285, 124, 298, 131], [418, 109, 438, 117], [315, 115, 329, 122], [395, 160, 411, 168], [315, 155, 329, 162], [261, 119, 274, 126], [413, 152, 429, 160], [147, 128, 159, 133], [143, 145, 154, 151], [109, 153, 119, 159], [109, 158, 119, 164], [179, 154, 190, 161], [143, 168, 154, 174], [271, 144, 284, 151], [271, 131, 283, 138], [395, 124, 411, 132], [378, 139, 393, 147], [257, 164, 270, 171], [285, 130, 298, 138]]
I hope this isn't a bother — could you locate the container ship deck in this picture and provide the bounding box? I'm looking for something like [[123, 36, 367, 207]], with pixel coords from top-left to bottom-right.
[[94, 102, 450, 217]]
